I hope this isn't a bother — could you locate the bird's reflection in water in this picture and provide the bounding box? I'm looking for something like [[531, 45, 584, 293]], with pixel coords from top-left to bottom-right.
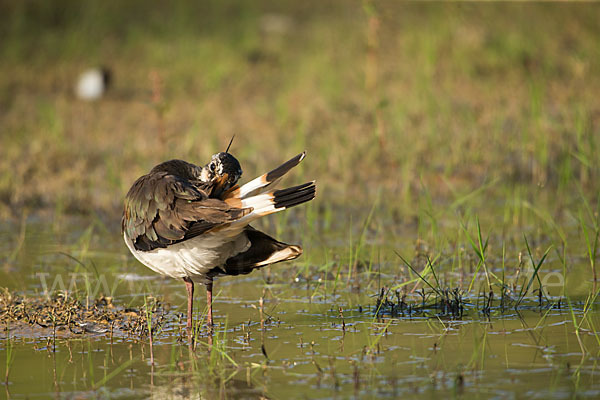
[[149, 372, 269, 399]]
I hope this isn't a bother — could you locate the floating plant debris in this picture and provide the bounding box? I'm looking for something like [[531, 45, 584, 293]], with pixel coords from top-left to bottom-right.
[[0, 290, 176, 339]]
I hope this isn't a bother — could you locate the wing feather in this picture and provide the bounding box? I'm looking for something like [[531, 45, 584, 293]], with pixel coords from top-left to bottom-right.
[[122, 170, 251, 251]]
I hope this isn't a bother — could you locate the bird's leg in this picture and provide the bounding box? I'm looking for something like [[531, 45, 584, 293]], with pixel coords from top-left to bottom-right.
[[183, 277, 194, 332], [206, 281, 213, 327]]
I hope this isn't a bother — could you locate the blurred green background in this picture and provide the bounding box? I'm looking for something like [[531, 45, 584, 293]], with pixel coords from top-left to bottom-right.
[[0, 1, 598, 221], [1, 3, 600, 398]]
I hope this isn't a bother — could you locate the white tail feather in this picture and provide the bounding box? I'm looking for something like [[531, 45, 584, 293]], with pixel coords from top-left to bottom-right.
[[230, 194, 281, 227], [237, 176, 282, 199]]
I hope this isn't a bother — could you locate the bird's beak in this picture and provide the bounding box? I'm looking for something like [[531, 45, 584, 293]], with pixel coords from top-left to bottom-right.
[[212, 173, 230, 198]]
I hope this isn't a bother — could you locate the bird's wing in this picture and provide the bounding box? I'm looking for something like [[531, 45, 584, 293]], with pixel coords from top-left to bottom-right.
[[122, 172, 251, 251], [222, 152, 306, 200]]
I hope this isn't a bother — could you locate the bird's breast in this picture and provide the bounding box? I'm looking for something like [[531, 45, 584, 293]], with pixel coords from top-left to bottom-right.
[[123, 231, 249, 282]]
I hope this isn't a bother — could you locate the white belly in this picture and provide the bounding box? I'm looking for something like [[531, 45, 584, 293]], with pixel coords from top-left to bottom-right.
[[123, 231, 249, 283]]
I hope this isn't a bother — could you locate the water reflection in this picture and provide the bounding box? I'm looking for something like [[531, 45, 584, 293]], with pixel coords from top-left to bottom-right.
[[1, 218, 600, 398]]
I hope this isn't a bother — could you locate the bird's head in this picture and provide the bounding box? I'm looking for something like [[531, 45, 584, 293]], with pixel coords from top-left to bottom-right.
[[200, 152, 243, 191]]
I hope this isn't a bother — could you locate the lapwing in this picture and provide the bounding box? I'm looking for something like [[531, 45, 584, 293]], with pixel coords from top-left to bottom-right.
[[122, 147, 315, 330]]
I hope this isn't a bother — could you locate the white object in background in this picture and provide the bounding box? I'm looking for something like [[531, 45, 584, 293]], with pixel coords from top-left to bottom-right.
[[75, 67, 111, 101]]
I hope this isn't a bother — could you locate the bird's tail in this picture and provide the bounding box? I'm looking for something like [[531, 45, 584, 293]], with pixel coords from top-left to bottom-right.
[[223, 152, 306, 200], [225, 181, 316, 227]]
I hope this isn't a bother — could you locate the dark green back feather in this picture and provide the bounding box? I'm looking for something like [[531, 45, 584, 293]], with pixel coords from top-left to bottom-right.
[[122, 160, 249, 251]]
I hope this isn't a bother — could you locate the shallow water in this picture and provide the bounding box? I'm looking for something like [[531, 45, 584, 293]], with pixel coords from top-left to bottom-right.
[[1, 217, 599, 399]]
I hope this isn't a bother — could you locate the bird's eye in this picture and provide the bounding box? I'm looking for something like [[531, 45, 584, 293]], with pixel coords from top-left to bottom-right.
[[209, 163, 216, 172]]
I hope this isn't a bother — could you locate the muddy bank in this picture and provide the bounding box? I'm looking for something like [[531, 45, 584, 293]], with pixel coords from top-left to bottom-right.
[[0, 290, 177, 339]]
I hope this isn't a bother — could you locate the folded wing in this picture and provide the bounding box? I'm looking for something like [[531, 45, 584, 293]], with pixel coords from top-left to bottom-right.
[[122, 172, 251, 251]]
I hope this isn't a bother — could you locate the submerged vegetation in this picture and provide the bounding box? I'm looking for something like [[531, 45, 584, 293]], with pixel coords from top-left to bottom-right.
[[0, 0, 599, 398], [0, 290, 174, 339]]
